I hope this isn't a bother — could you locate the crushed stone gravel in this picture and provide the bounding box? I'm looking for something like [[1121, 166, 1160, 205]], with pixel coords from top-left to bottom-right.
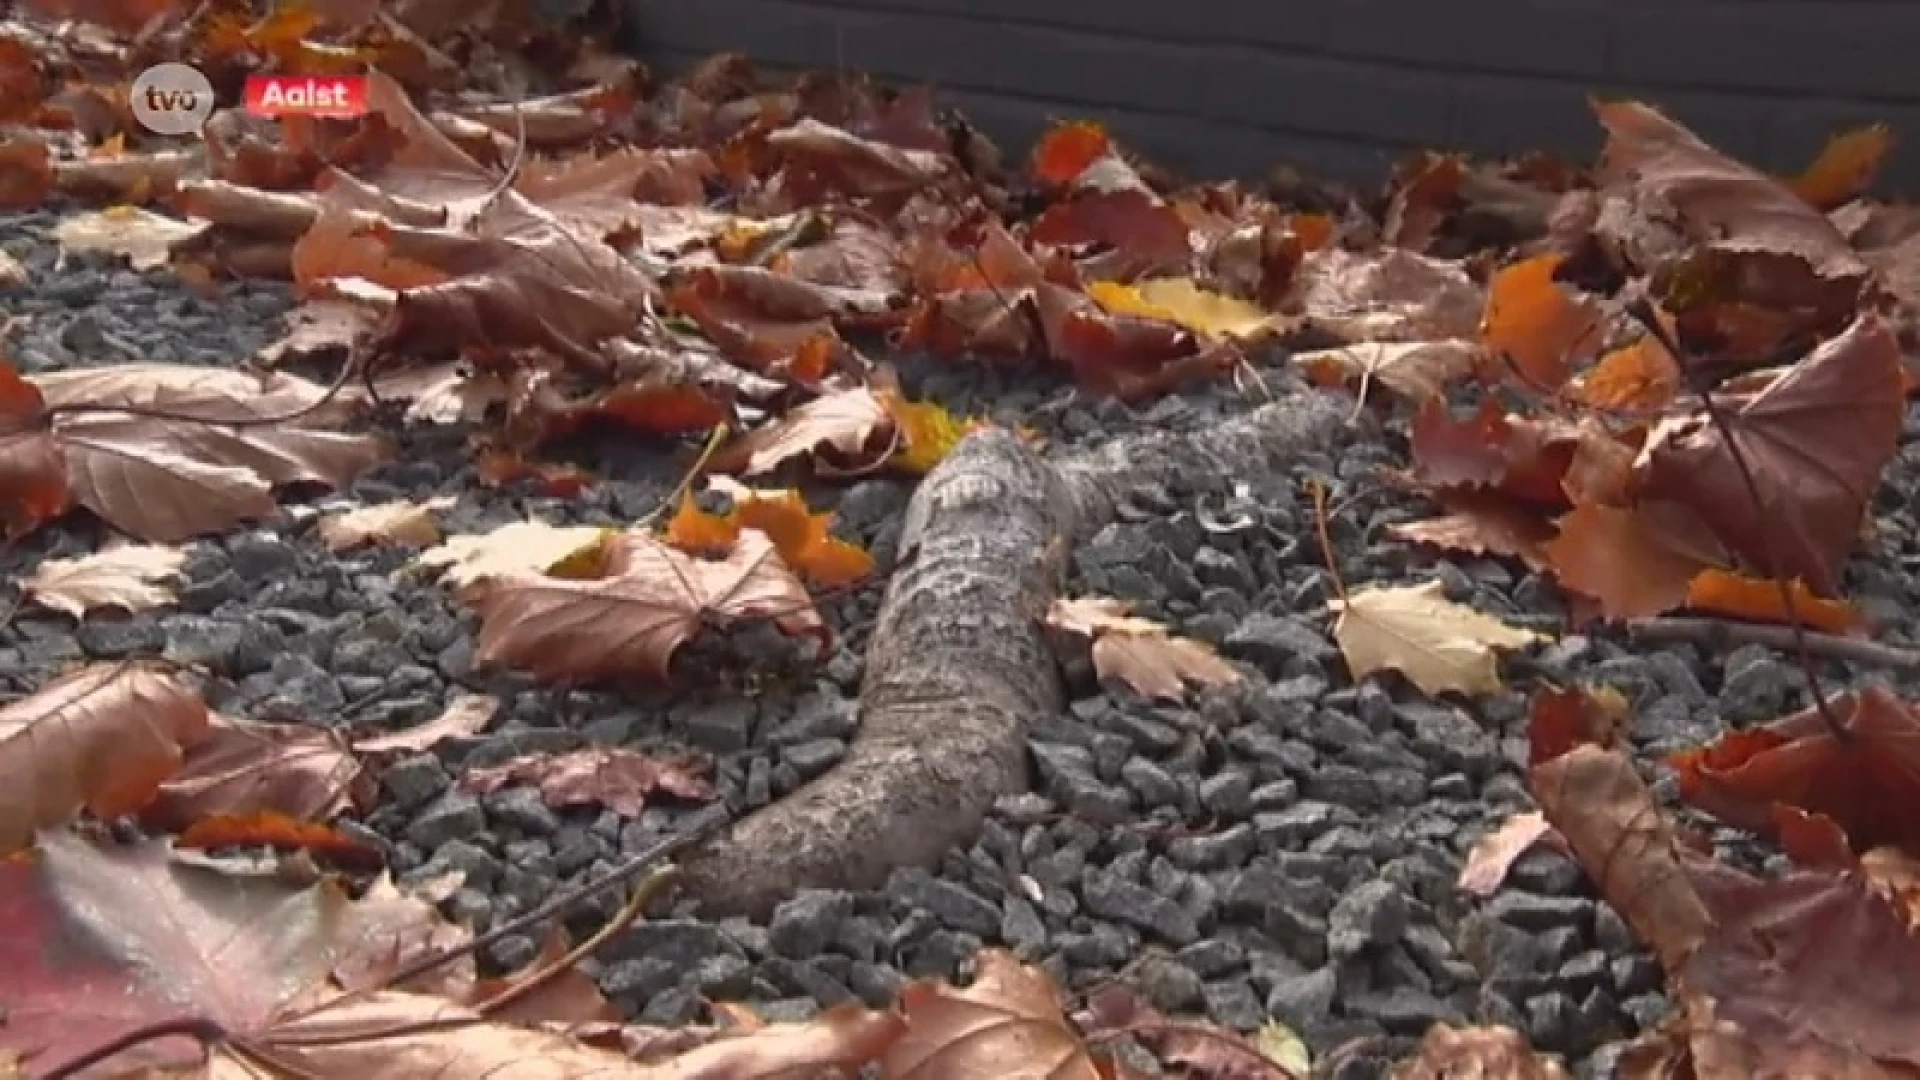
[[10, 204, 1920, 1080]]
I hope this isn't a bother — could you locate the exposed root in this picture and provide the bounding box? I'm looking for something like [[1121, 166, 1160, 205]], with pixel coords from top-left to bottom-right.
[[675, 391, 1358, 919]]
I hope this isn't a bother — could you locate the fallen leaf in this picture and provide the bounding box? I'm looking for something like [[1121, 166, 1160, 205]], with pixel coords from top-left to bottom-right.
[[460, 747, 716, 816], [1572, 332, 1681, 414], [1634, 312, 1905, 596], [1787, 124, 1891, 211], [143, 713, 371, 831], [879, 390, 980, 475], [1388, 494, 1556, 573], [51, 205, 206, 270], [1293, 340, 1482, 404], [317, 496, 456, 552], [21, 542, 186, 617], [1478, 253, 1602, 390], [1527, 684, 1629, 766], [664, 481, 873, 588], [1544, 502, 1717, 620], [352, 693, 498, 755], [1329, 580, 1545, 697], [1289, 246, 1485, 343], [0, 662, 210, 856], [712, 386, 894, 476], [469, 528, 830, 685], [1086, 277, 1282, 341], [1458, 811, 1557, 897], [886, 948, 1109, 1080], [413, 519, 610, 594], [1045, 595, 1242, 702], [27, 363, 390, 543], [1391, 1024, 1571, 1079], [1669, 685, 1920, 855], [332, 872, 475, 998], [176, 811, 383, 869], [1685, 568, 1864, 634]]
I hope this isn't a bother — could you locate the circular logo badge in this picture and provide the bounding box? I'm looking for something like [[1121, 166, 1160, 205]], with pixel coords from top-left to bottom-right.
[[129, 63, 215, 136]]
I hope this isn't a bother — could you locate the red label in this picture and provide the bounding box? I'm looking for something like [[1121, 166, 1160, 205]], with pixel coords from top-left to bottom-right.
[[243, 75, 369, 119]]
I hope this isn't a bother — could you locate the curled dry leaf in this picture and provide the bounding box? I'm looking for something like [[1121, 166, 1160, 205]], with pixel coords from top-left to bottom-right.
[[1684, 568, 1864, 634], [413, 519, 610, 594], [1044, 594, 1242, 703], [1288, 246, 1485, 343], [1633, 312, 1905, 597], [51, 205, 207, 270], [1787, 124, 1891, 211], [712, 386, 895, 476], [21, 542, 187, 617], [1293, 339, 1483, 404], [1543, 502, 1717, 620], [1388, 493, 1556, 574], [469, 528, 830, 686], [1457, 811, 1558, 898], [352, 692, 498, 755], [1086, 277, 1285, 341], [460, 747, 716, 816], [1526, 684, 1630, 767], [886, 948, 1111, 1080], [1329, 581, 1546, 698], [0, 661, 210, 856], [27, 362, 391, 543], [317, 495, 456, 552]]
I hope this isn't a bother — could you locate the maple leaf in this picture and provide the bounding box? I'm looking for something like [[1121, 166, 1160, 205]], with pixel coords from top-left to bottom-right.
[[331, 872, 475, 999], [21, 542, 186, 618], [1457, 811, 1559, 898], [17, 362, 389, 543], [1633, 312, 1905, 596], [711, 386, 895, 476], [51, 205, 205, 270], [879, 389, 980, 475], [1044, 595, 1242, 703], [351, 692, 498, 755], [460, 747, 716, 816], [1329, 581, 1545, 698], [764, 115, 957, 202], [1085, 277, 1284, 341], [1478, 252, 1602, 390], [886, 949, 1111, 1079], [142, 713, 372, 833], [1669, 686, 1920, 855], [316, 496, 455, 552], [1387, 492, 1556, 574], [412, 519, 610, 595], [469, 527, 831, 686], [1406, 398, 1603, 507], [0, 662, 210, 856], [1391, 1025, 1570, 1080], [1287, 246, 1485, 344], [1543, 502, 1719, 620], [665, 480, 873, 588], [1571, 331, 1681, 415], [1293, 340, 1483, 404]]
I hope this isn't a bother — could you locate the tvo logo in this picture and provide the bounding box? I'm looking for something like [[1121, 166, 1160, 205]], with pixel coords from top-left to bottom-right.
[[129, 63, 216, 135]]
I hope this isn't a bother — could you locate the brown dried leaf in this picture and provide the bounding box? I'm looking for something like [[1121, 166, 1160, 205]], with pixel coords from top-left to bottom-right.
[[0, 662, 210, 855], [460, 747, 716, 816], [317, 496, 455, 552], [1388, 494, 1555, 574], [1391, 1024, 1571, 1079], [333, 873, 475, 999], [352, 692, 498, 755], [1544, 502, 1717, 620], [144, 713, 370, 831], [1634, 312, 1905, 596], [1292, 340, 1483, 404], [51, 206, 206, 270], [413, 520, 610, 595], [1458, 811, 1557, 898], [30, 364, 390, 543], [22, 542, 186, 617], [470, 528, 830, 685], [1288, 247, 1485, 343], [1045, 595, 1242, 702], [713, 387, 895, 476], [886, 948, 1110, 1079]]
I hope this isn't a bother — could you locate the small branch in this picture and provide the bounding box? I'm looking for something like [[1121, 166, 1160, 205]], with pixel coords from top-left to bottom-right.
[[40, 1017, 227, 1080], [1624, 617, 1920, 673], [474, 867, 676, 1018]]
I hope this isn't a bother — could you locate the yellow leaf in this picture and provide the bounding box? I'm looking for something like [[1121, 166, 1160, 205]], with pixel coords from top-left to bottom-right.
[[663, 480, 873, 588], [1329, 580, 1546, 697], [414, 520, 612, 596], [23, 544, 187, 618], [878, 391, 981, 475], [1044, 595, 1241, 701], [1086, 277, 1281, 340], [1789, 124, 1892, 210]]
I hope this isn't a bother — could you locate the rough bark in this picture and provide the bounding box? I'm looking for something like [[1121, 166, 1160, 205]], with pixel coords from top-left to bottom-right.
[[676, 390, 1357, 919]]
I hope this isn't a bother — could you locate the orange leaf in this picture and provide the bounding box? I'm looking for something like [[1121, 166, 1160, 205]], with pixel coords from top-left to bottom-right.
[[1030, 122, 1110, 188], [1574, 334, 1681, 414], [878, 390, 980, 475], [1479, 253, 1601, 391], [1527, 684, 1629, 767], [1788, 124, 1892, 211], [0, 353, 70, 537], [1685, 568, 1864, 634], [1669, 686, 1920, 854], [176, 810, 384, 869], [664, 483, 874, 588], [1387, 492, 1555, 573]]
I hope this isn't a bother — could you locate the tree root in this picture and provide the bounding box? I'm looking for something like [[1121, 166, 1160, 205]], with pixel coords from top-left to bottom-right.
[[675, 391, 1358, 919]]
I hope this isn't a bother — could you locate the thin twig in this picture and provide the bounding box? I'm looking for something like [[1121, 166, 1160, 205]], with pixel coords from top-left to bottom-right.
[[1307, 479, 1350, 605], [1624, 616, 1920, 672], [40, 1017, 227, 1080], [475, 867, 677, 1018]]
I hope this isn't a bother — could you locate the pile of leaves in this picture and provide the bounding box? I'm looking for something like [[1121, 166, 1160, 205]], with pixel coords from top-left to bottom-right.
[[5, 0, 1920, 1074]]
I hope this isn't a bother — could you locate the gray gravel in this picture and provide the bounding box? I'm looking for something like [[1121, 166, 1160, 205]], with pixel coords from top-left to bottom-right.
[[10, 201, 1920, 1080]]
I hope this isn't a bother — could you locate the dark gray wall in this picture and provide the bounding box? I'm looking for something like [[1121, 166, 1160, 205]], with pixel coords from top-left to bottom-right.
[[622, 0, 1920, 191]]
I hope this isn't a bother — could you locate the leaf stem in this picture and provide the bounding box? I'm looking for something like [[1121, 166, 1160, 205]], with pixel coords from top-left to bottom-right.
[[39, 1016, 226, 1080]]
